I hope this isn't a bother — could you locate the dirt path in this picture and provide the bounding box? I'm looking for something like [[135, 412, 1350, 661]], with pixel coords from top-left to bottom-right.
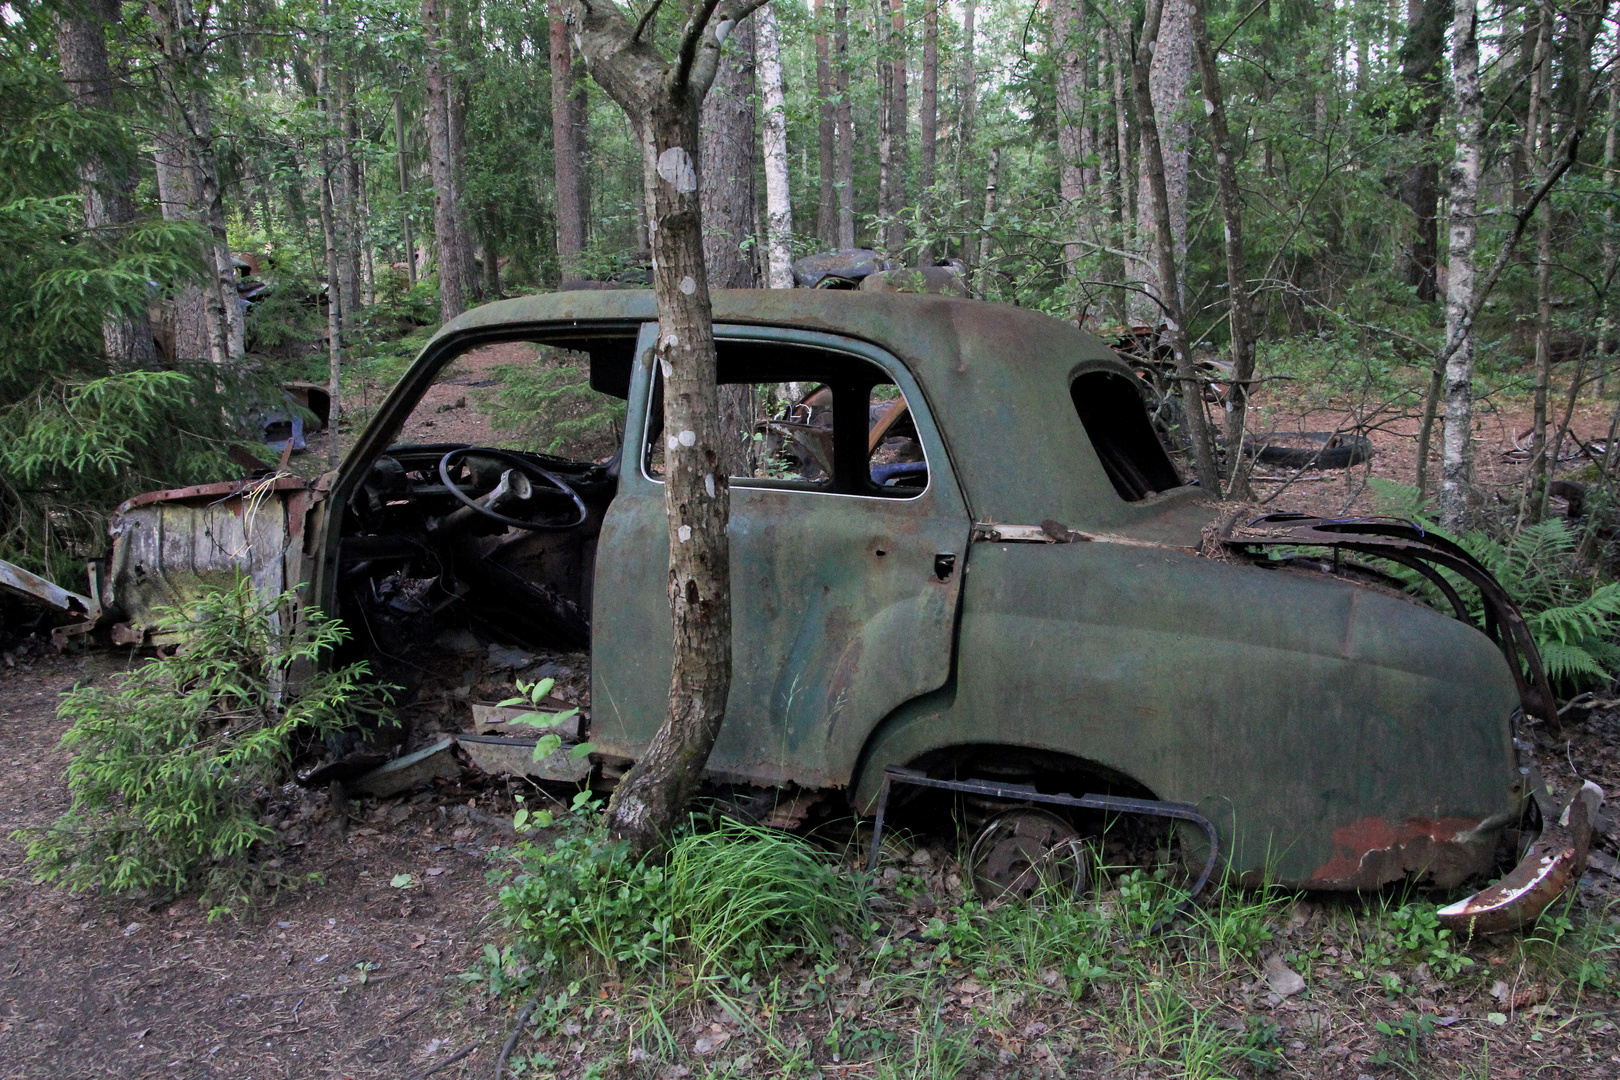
[[0, 645, 503, 1080]]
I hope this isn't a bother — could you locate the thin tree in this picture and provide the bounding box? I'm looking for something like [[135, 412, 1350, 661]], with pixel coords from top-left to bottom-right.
[[1053, 0, 1088, 316], [394, 92, 417, 285], [699, 15, 755, 288], [563, 0, 771, 856], [916, 0, 938, 265], [1131, 0, 1219, 490], [759, 3, 794, 287], [814, 0, 838, 247], [1190, 0, 1255, 496], [834, 0, 855, 247], [884, 0, 908, 257], [954, 0, 976, 254], [423, 0, 466, 322], [550, 0, 585, 277]]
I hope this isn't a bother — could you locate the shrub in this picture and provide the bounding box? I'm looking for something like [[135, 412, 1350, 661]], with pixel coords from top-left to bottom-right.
[[19, 579, 390, 913], [488, 810, 865, 985]]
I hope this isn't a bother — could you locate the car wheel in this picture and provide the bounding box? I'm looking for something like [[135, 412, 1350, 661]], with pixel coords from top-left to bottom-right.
[[967, 808, 1090, 903]]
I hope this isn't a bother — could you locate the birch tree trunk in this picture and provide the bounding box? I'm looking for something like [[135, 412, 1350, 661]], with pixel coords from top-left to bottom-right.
[[550, 0, 585, 276], [814, 0, 838, 246], [423, 0, 466, 322], [338, 75, 362, 336], [700, 15, 756, 288], [1132, 0, 1219, 490], [759, 5, 795, 288], [55, 0, 157, 365], [835, 0, 856, 248], [1438, 0, 1481, 530], [1191, 0, 1255, 495]]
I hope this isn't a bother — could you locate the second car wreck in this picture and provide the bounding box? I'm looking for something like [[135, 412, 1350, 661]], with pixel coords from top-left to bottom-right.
[[22, 290, 1604, 932]]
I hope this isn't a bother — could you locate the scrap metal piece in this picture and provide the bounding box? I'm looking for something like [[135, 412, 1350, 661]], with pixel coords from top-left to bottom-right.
[[458, 734, 592, 783], [351, 736, 460, 797], [866, 766, 1219, 922], [0, 559, 103, 651], [1438, 781, 1603, 935]]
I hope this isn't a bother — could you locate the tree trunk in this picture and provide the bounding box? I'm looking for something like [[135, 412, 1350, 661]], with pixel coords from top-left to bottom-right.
[[759, 5, 794, 288], [338, 75, 362, 336], [814, 0, 838, 247], [916, 2, 938, 265], [835, 0, 856, 247], [700, 16, 756, 288], [1445, 0, 1483, 527], [1395, 0, 1448, 302], [955, 0, 976, 254], [550, 0, 585, 277], [1134, 0, 1191, 321], [1600, 63, 1619, 394], [423, 0, 465, 322], [1526, 1, 1554, 522], [148, 0, 235, 365], [54, 0, 156, 366], [976, 147, 999, 296], [1053, 0, 1087, 315], [317, 38, 345, 469], [1191, 0, 1255, 496], [152, 128, 209, 362], [1132, 0, 1220, 491], [395, 94, 417, 286], [449, 81, 481, 304], [884, 0, 907, 257], [574, 67, 592, 247]]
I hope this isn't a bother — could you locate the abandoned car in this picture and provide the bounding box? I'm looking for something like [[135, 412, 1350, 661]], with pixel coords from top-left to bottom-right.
[[13, 290, 1601, 931]]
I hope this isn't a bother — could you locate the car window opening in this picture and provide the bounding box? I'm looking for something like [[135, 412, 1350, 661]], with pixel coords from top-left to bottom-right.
[[643, 340, 928, 498], [1070, 371, 1182, 501]]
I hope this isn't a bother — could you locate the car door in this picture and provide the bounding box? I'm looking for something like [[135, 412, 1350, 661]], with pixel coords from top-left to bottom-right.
[[591, 322, 971, 789]]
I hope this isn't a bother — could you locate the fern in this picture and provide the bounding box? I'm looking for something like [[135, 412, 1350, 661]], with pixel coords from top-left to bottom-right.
[[1367, 480, 1620, 692]]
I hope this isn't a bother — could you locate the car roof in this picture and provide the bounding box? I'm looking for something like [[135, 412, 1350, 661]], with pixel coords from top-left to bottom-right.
[[431, 289, 1207, 532]]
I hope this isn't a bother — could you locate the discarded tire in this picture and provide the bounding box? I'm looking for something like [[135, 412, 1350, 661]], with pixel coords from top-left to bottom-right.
[[1244, 431, 1373, 470]]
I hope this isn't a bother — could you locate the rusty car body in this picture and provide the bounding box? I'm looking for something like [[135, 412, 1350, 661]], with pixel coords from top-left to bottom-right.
[[33, 290, 1597, 928]]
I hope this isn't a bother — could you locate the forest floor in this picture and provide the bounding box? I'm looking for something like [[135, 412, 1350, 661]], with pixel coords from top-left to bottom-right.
[[5, 366, 1620, 1078]]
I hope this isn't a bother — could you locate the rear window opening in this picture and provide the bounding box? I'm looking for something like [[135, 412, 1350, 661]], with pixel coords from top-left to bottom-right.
[[1071, 371, 1182, 501]]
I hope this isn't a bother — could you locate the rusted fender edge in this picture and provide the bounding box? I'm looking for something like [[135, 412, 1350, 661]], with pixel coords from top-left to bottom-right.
[[0, 559, 102, 651], [1438, 781, 1603, 936]]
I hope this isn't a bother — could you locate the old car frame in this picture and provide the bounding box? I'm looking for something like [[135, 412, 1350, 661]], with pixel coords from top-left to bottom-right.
[[29, 290, 1598, 930]]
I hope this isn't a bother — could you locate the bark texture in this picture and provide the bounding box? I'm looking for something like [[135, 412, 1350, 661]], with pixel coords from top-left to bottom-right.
[[814, 0, 838, 246], [551, 0, 585, 276], [1132, 0, 1219, 490], [700, 16, 756, 288], [916, 2, 938, 265], [1135, 0, 1191, 320], [423, 0, 466, 322], [1191, 0, 1254, 496], [758, 5, 795, 288], [883, 0, 907, 257], [394, 94, 417, 285], [1395, 0, 1449, 303], [1053, 0, 1087, 309], [834, 0, 855, 247], [55, 0, 156, 365], [1438, 0, 1480, 528]]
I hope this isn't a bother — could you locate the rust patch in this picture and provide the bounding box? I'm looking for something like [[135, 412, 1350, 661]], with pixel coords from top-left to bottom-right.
[[1308, 815, 1496, 890]]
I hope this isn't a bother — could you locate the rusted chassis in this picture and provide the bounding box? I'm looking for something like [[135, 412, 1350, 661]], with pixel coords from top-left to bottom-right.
[[73, 292, 1594, 931]]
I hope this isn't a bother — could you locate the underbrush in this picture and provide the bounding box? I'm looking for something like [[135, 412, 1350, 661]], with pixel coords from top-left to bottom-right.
[[470, 824, 1620, 1077], [16, 579, 391, 915]]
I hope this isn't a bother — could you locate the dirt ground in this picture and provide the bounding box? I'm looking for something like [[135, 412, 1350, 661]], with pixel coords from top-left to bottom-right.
[[0, 645, 506, 1080]]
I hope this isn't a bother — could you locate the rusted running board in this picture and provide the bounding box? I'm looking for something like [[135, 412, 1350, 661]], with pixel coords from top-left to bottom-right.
[[1438, 781, 1603, 935]]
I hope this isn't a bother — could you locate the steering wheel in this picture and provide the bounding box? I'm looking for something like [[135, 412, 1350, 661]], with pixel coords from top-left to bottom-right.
[[436, 446, 588, 531]]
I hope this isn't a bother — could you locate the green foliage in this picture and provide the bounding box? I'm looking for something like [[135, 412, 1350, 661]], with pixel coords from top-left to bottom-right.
[[18, 578, 390, 913], [486, 810, 865, 985], [485, 348, 627, 460], [1368, 480, 1620, 689], [497, 675, 592, 764]]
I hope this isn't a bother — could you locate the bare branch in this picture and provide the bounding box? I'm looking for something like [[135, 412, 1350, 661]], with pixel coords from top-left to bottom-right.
[[631, 0, 663, 43], [671, 0, 725, 95]]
